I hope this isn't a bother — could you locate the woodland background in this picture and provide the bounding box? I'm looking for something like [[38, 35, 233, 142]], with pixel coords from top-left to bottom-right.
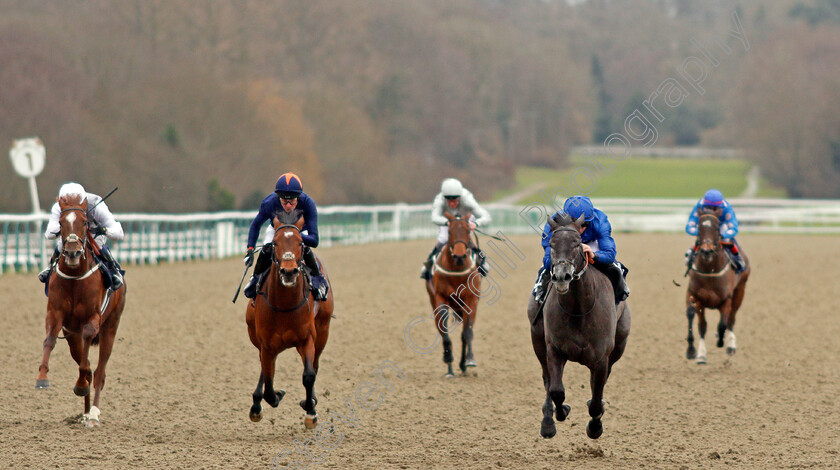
[[2, 0, 839, 212]]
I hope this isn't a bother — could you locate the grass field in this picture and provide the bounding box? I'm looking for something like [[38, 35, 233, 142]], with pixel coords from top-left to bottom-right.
[[492, 155, 787, 204]]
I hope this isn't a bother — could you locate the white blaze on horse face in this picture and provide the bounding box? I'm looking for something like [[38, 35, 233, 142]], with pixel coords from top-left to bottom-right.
[[284, 231, 295, 238], [701, 220, 713, 227], [65, 212, 76, 230]]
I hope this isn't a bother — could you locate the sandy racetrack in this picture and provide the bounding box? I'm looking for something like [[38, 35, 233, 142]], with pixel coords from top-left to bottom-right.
[[2, 234, 839, 469]]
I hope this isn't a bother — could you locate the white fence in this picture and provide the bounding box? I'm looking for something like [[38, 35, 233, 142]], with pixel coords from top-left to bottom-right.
[[2, 198, 839, 273]]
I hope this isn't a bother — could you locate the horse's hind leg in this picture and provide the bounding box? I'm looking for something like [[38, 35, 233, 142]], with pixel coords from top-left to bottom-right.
[[250, 372, 265, 422], [724, 280, 748, 356], [685, 295, 697, 360], [586, 362, 609, 439], [531, 311, 556, 438], [546, 346, 571, 423], [298, 338, 318, 429], [36, 310, 63, 389], [718, 297, 737, 356], [435, 305, 457, 378]]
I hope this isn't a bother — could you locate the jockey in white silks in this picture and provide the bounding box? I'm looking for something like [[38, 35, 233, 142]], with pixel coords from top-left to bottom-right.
[[419, 178, 492, 280], [39, 182, 125, 291]]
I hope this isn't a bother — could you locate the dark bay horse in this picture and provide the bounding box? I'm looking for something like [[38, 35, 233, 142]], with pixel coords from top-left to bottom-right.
[[36, 195, 127, 427], [527, 213, 630, 439], [425, 212, 480, 378], [685, 209, 750, 364], [245, 210, 333, 429]]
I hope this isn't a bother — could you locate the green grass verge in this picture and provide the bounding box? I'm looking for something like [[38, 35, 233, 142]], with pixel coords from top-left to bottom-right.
[[491, 155, 787, 204]]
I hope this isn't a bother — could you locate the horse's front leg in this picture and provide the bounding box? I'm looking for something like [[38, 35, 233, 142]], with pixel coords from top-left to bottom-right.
[[459, 311, 476, 373], [718, 298, 736, 356], [586, 362, 609, 439], [434, 304, 456, 378], [250, 372, 265, 422], [696, 305, 708, 365], [36, 310, 63, 389], [685, 295, 697, 360], [298, 337, 318, 429], [89, 323, 118, 427], [260, 347, 285, 410], [546, 345, 570, 423]]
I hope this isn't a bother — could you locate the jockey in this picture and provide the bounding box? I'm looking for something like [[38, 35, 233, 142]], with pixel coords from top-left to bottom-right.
[[38, 182, 125, 290], [243, 172, 328, 301], [420, 178, 491, 280], [533, 196, 629, 305], [685, 189, 746, 273]]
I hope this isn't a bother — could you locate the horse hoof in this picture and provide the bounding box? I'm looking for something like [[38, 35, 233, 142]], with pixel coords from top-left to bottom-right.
[[465, 358, 477, 367], [35, 379, 50, 389], [444, 373, 455, 379], [686, 347, 697, 360], [304, 415, 318, 429], [84, 417, 100, 428], [73, 385, 90, 397], [697, 356, 707, 365], [586, 419, 603, 439], [716, 338, 724, 348], [250, 404, 262, 422], [540, 419, 557, 439], [726, 347, 736, 356], [276, 390, 286, 403], [556, 404, 571, 421]]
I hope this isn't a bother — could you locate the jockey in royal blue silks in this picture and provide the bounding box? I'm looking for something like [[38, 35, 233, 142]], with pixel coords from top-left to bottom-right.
[[532, 196, 630, 305], [242, 172, 328, 301], [685, 189, 746, 273]]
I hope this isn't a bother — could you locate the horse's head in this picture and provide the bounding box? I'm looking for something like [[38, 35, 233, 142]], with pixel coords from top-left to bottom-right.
[[445, 211, 472, 265], [58, 194, 89, 268], [271, 210, 305, 287], [696, 208, 722, 261], [546, 212, 587, 294]]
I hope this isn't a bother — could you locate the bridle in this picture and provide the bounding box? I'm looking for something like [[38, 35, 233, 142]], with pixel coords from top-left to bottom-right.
[[258, 223, 312, 312], [549, 226, 588, 283], [691, 214, 728, 275], [59, 207, 89, 261]]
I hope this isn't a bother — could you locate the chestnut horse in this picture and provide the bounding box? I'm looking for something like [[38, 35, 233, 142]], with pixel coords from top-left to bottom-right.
[[425, 212, 480, 378], [527, 213, 630, 439], [36, 195, 127, 427], [685, 209, 750, 364], [245, 210, 333, 428]]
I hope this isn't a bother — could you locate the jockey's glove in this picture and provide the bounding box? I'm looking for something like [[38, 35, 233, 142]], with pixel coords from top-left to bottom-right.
[[91, 226, 108, 237], [244, 247, 254, 267]]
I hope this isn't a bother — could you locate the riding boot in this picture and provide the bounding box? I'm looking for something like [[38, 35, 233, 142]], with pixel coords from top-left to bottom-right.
[[532, 267, 550, 304], [38, 247, 60, 283], [420, 243, 443, 280], [244, 245, 272, 299], [594, 262, 629, 305], [99, 245, 124, 290], [303, 246, 328, 301], [472, 247, 489, 276], [724, 239, 746, 273]]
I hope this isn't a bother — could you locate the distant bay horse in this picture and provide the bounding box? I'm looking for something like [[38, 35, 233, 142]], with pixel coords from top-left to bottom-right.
[[425, 212, 480, 378], [36, 195, 127, 427], [685, 208, 750, 364], [528, 213, 630, 439], [245, 210, 334, 428]]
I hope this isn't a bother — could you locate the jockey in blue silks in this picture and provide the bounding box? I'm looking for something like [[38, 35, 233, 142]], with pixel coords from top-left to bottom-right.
[[532, 196, 629, 305], [685, 189, 746, 273], [242, 172, 328, 301]]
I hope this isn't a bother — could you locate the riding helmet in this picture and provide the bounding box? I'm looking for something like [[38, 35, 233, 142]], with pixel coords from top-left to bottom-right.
[[58, 182, 86, 198], [563, 196, 595, 223], [441, 178, 464, 198], [702, 189, 725, 207], [275, 173, 303, 198]]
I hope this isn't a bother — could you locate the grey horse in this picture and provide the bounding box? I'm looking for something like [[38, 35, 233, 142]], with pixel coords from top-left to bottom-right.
[[527, 212, 631, 439]]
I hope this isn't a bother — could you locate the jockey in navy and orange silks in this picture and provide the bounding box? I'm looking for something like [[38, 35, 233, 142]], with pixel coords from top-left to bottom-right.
[[533, 196, 629, 305], [242, 173, 328, 301], [685, 189, 746, 273]]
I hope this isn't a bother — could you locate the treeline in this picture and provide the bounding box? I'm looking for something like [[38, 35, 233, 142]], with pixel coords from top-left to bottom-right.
[[1, 0, 838, 212]]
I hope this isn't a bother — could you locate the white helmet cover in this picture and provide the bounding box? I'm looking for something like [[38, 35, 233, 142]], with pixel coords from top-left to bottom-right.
[[441, 178, 464, 197], [58, 182, 86, 199]]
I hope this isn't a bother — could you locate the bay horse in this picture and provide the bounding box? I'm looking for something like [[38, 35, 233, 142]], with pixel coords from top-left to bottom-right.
[[685, 208, 750, 364], [424, 212, 480, 378], [245, 210, 333, 428], [527, 213, 630, 439], [36, 195, 127, 427]]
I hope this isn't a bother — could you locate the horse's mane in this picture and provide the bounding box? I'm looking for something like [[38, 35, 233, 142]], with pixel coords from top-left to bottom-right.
[[551, 211, 575, 227], [58, 194, 86, 207], [273, 209, 303, 226]]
